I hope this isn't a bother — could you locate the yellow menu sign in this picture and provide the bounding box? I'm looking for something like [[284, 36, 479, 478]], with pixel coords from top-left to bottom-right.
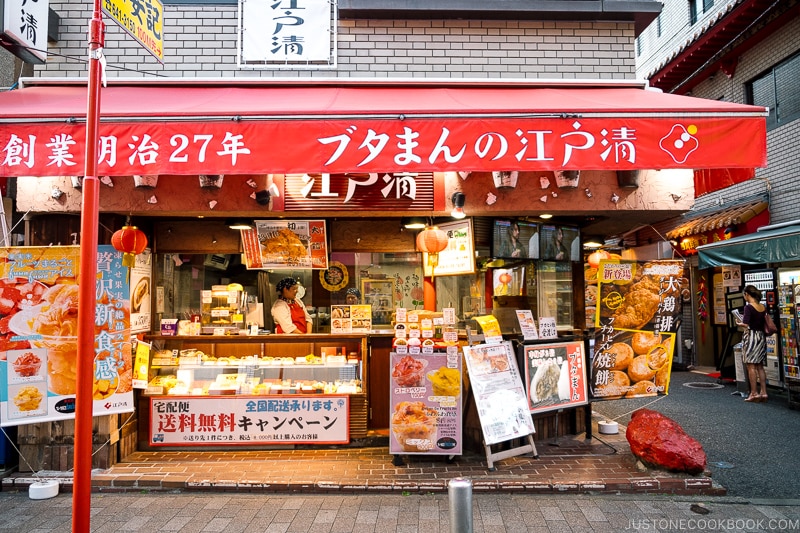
[[103, 0, 164, 63]]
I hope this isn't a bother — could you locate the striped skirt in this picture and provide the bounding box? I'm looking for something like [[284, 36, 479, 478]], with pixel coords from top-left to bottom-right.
[[742, 328, 767, 365]]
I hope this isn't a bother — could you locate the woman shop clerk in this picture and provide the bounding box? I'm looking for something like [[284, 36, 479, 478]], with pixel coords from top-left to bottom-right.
[[271, 277, 313, 334]]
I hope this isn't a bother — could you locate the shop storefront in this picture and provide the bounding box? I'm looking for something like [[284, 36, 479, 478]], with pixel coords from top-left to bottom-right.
[[0, 78, 769, 468]]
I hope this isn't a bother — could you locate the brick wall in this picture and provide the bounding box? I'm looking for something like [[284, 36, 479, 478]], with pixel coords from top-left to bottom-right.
[[38, 3, 636, 79]]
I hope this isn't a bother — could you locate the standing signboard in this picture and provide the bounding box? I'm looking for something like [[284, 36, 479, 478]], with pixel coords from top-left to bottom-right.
[[524, 340, 588, 414], [591, 259, 686, 400], [389, 350, 463, 455], [462, 341, 534, 445], [0, 245, 134, 426]]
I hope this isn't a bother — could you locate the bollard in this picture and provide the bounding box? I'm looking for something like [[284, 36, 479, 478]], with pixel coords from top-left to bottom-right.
[[448, 477, 473, 533]]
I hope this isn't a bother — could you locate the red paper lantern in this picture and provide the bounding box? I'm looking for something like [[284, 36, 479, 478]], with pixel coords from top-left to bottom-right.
[[416, 226, 449, 274], [111, 225, 147, 268]]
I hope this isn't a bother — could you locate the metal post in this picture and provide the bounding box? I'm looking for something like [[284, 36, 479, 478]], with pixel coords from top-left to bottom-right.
[[448, 477, 473, 533], [73, 2, 104, 532]]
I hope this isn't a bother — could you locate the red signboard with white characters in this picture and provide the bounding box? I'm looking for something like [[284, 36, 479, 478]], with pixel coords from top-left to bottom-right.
[[0, 116, 766, 177]]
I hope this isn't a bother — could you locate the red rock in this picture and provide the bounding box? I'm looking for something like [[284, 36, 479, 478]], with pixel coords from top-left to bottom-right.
[[625, 408, 707, 475]]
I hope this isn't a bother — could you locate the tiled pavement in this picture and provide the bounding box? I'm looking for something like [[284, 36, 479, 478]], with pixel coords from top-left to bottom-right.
[[1, 419, 724, 497]]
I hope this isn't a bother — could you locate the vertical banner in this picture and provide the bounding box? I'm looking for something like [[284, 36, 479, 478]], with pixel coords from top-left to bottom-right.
[[0, 245, 134, 426], [591, 260, 687, 400], [130, 249, 152, 334], [389, 350, 463, 455]]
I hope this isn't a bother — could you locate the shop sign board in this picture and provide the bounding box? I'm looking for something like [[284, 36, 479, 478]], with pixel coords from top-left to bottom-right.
[[149, 395, 350, 446], [590, 259, 686, 400], [389, 350, 463, 455], [462, 341, 535, 446], [103, 0, 164, 63], [422, 219, 476, 277], [1, 0, 49, 63], [523, 341, 588, 414], [239, 0, 335, 67], [0, 245, 134, 427], [241, 219, 328, 270]]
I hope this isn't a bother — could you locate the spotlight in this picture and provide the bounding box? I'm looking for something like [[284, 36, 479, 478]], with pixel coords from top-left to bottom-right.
[[402, 217, 427, 229], [255, 190, 271, 205], [451, 192, 466, 219], [226, 219, 253, 230]]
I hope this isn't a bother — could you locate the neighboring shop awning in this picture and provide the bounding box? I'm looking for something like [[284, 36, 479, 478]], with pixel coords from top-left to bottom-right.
[[0, 79, 767, 178], [697, 224, 800, 268], [666, 200, 769, 239]]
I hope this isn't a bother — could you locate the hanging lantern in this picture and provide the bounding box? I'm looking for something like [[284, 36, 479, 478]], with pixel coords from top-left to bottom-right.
[[416, 226, 449, 275], [111, 225, 148, 269]]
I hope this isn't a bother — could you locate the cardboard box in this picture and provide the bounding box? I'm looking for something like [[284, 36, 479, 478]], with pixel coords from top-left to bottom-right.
[[160, 319, 179, 336]]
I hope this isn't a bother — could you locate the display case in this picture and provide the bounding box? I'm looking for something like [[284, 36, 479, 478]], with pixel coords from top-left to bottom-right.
[[779, 284, 800, 380], [140, 334, 368, 448], [361, 278, 394, 326], [537, 261, 573, 329]]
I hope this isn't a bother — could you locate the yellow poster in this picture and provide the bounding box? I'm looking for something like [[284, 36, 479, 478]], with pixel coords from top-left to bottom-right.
[[474, 315, 502, 339]]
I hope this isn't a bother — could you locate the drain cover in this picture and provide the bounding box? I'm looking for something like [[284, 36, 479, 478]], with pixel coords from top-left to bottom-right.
[[683, 382, 725, 389]]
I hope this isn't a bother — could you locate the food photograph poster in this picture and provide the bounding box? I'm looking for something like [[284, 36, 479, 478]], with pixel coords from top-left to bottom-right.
[[241, 220, 328, 270], [590, 259, 686, 400], [389, 352, 462, 455], [0, 245, 135, 427], [524, 341, 588, 414]]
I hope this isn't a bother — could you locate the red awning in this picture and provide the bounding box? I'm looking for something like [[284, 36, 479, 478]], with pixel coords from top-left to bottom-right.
[[0, 79, 767, 178]]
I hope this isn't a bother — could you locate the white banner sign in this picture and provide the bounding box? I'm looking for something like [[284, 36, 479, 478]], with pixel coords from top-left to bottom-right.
[[150, 395, 350, 445], [239, 0, 335, 67]]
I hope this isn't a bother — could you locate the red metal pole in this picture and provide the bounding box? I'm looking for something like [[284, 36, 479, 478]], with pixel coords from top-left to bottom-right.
[[423, 276, 436, 311], [72, 2, 103, 531]]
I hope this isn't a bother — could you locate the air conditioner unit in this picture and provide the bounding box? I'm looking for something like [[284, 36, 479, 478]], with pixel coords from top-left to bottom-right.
[[204, 254, 230, 270]]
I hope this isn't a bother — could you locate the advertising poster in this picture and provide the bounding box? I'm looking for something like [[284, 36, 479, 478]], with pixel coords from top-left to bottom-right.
[[591, 260, 686, 400], [330, 305, 372, 334], [462, 341, 535, 445], [130, 249, 152, 334], [241, 220, 328, 270], [0, 245, 134, 426], [422, 219, 476, 277], [389, 351, 462, 455], [150, 395, 350, 446], [524, 341, 588, 414]]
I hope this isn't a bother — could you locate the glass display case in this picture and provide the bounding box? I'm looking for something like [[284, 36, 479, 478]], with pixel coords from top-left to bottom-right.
[[361, 278, 394, 326], [537, 261, 573, 329]]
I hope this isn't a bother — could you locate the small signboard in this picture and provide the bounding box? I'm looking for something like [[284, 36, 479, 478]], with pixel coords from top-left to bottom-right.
[[423, 219, 476, 277], [241, 219, 329, 270], [524, 341, 588, 414], [103, 0, 164, 63]]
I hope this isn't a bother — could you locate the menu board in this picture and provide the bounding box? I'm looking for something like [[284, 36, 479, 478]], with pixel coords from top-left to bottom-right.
[[422, 219, 476, 277], [0, 245, 135, 426], [389, 350, 462, 455], [330, 305, 372, 334], [591, 259, 686, 400], [241, 219, 328, 270], [462, 341, 535, 445], [523, 341, 588, 414]]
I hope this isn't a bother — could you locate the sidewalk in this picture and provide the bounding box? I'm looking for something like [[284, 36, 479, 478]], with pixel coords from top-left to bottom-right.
[[1, 417, 725, 497]]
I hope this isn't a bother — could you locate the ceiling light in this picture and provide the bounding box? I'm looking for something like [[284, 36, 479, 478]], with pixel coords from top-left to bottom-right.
[[583, 241, 603, 249], [402, 217, 427, 229], [226, 219, 253, 230], [539, 214, 553, 219], [451, 192, 466, 219]]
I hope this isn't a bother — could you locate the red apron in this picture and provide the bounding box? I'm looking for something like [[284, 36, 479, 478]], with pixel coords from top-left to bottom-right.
[[276, 301, 307, 334]]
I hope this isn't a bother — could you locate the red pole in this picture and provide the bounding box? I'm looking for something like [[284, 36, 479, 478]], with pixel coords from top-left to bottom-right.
[[73, 2, 103, 531], [423, 276, 436, 311]]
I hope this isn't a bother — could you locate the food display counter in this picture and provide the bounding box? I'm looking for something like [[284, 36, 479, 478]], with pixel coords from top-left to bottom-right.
[[140, 334, 368, 449]]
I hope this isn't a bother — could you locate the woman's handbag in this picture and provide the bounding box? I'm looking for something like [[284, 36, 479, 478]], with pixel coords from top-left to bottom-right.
[[764, 312, 778, 335]]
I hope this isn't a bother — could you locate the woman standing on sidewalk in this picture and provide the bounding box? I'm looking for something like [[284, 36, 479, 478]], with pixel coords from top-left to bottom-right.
[[736, 284, 769, 402]]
